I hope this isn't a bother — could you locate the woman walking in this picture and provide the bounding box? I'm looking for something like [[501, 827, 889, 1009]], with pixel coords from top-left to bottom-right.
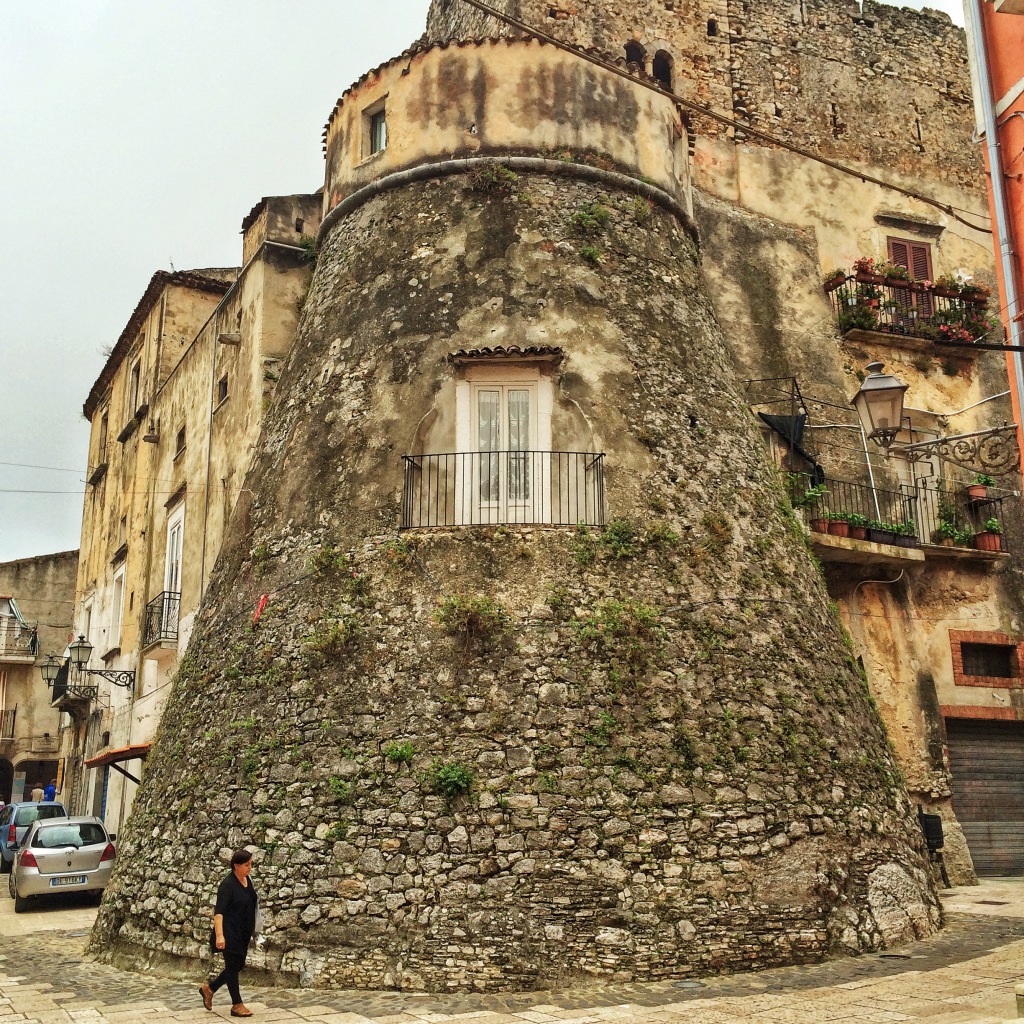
[[199, 849, 259, 1017]]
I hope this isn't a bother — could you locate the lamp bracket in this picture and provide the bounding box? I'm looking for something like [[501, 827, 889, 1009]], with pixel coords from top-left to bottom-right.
[[78, 668, 136, 690], [889, 425, 1020, 476]]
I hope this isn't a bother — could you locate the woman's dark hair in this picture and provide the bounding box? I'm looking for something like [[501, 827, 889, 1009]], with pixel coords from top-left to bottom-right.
[[230, 849, 253, 866]]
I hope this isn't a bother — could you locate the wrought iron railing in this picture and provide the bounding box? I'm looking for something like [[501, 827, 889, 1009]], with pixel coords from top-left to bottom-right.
[[789, 472, 1011, 553], [0, 615, 36, 659], [0, 707, 15, 739], [825, 275, 995, 344], [143, 591, 181, 647], [401, 451, 606, 529]]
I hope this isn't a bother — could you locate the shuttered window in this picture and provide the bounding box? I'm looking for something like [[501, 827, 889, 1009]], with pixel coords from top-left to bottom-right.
[[888, 236, 934, 316]]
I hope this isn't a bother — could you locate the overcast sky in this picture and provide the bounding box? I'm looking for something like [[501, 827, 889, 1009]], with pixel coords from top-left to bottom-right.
[[0, 0, 967, 564]]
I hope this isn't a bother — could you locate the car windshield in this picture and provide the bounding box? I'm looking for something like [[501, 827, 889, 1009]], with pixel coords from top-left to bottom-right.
[[14, 805, 65, 827], [32, 823, 107, 849]]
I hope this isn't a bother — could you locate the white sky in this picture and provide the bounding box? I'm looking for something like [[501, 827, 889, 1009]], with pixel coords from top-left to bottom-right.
[[0, 0, 966, 563]]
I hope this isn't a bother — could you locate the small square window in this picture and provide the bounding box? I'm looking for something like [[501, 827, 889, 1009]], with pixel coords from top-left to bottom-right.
[[217, 376, 229, 405], [370, 109, 387, 155], [962, 642, 1014, 678]]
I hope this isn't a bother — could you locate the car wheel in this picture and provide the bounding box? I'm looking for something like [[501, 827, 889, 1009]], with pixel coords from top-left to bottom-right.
[[12, 883, 30, 914], [7, 872, 14, 900]]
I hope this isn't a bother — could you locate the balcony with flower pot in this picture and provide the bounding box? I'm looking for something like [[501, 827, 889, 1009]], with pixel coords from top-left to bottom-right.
[[823, 260, 999, 354]]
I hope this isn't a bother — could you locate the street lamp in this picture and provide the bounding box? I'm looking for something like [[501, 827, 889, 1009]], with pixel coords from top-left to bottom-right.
[[39, 654, 62, 686], [850, 361, 908, 448], [850, 362, 1020, 475], [63, 635, 136, 690]]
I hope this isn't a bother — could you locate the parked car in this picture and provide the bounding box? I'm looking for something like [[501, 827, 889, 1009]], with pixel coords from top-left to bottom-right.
[[0, 801, 68, 873], [8, 816, 115, 912]]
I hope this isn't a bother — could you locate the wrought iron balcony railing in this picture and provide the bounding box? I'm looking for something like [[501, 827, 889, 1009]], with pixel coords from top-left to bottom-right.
[[825, 275, 996, 345], [143, 591, 181, 648], [401, 451, 606, 529], [0, 707, 15, 740], [0, 615, 36, 660], [789, 471, 1011, 553]]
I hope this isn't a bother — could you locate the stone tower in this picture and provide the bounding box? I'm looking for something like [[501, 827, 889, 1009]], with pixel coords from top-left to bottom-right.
[[91, 37, 939, 991]]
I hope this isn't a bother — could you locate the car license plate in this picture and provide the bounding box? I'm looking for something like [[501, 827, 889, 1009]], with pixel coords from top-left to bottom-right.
[[50, 875, 87, 887]]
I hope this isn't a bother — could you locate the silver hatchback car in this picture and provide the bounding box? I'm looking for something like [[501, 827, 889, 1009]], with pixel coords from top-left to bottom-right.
[[8, 815, 115, 912]]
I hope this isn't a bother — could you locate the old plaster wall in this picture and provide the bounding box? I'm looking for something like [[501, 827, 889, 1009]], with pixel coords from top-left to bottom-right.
[[0, 551, 77, 798], [92, 163, 939, 991], [425, 0, 979, 192], [323, 39, 688, 215]]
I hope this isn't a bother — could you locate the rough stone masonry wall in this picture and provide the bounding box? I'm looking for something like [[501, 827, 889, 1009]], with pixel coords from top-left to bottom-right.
[[425, 0, 980, 191], [91, 171, 939, 991]]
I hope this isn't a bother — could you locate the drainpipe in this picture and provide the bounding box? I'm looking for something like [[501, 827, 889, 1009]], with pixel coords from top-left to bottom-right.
[[200, 320, 219, 601], [964, 0, 1024, 450]]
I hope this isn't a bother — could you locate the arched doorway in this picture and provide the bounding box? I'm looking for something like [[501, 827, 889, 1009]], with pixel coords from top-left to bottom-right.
[[624, 40, 646, 68], [653, 50, 674, 91]]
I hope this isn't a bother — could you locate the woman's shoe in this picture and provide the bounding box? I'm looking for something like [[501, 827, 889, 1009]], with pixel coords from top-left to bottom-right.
[[230, 1006, 254, 1018], [198, 984, 213, 1011]]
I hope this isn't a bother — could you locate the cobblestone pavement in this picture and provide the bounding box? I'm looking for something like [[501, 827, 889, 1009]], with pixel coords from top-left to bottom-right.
[[3, 883, 1024, 1024]]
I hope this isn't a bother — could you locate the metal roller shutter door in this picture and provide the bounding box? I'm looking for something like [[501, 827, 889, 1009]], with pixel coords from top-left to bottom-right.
[[946, 719, 1024, 876]]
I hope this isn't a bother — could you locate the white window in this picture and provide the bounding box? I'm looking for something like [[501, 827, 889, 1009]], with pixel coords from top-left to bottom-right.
[[82, 602, 93, 645], [370, 109, 387, 154], [455, 365, 553, 524], [111, 568, 125, 649], [165, 505, 185, 595]]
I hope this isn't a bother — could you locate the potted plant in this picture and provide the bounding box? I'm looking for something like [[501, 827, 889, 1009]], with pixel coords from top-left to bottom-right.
[[893, 518, 918, 548], [846, 511, 868, 540], [930, 522, 957, 547], [866, 519, 898, 545], [857, 283, 881, 308], [975, 517, 1002, 552], [827, 511, 850, 538], [823, 268, 847, 292], [838, 306, 878, 332], [877, 261, 910, 287], [966, 474, 994, 501], [931, 273, 961, 299], [961, 281, 991, 305], [853, 256, 884, 285]]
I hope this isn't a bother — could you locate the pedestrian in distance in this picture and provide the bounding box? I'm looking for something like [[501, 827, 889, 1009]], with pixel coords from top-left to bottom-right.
[[199, 848, 259, 1018], [30, 783, 44, 802], [43, 779, 56, 802]]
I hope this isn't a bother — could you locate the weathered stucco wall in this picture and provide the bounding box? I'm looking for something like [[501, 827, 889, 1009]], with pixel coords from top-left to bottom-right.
[[323, 38, 689, 215], [91, 154, 939, 990], [425, 0, 980, 193]]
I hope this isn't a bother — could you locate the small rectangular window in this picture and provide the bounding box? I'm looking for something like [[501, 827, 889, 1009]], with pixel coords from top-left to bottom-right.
[[961, 642, 1014, 678], [370, 109, 387, 154], [129, 361, 141, 412], [217, 375, 229, 405], [175, 426, 186, 456]]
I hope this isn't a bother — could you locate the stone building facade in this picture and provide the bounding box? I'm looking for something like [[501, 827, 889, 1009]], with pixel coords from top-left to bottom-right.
[[0, 550, 77, 806], [61, 195, 320, 833], [87, 33, 956, 992]]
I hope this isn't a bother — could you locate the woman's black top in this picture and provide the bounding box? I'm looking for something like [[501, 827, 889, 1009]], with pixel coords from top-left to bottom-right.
[[212, 872, 258, 957]]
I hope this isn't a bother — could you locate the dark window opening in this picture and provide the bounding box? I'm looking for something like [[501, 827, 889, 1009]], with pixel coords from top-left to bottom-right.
[[653, 50, 673, 90], [962, 643, 1015, 679], [295, 217, 304, 233], [217, 375, 229, 405], [370, 110, 387, 154], [175, 427, 186, 456], [774, 103, 783, 118], [707, 17, 718, 36], [624, 40, 646, 67]]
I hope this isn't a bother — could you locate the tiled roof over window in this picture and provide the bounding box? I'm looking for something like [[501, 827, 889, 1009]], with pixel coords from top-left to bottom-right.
[[447, 345, 564, 365]]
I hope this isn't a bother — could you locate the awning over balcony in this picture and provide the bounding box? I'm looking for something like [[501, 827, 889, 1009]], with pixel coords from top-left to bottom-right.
[[85, 742, 151, 784]]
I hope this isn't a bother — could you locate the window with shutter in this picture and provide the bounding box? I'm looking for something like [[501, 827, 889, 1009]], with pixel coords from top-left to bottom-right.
[[887, 236, 933, 317]]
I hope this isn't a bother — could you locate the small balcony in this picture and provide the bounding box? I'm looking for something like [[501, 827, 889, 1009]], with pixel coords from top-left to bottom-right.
[[401, 451, 606, 529], [825, 274, 994, 350], [0, 615, 37, 663], [0, 707, 15, 740], [49, 660, 97, 713], [790, 471, 1011, 566], [142, 591, 180, 652]]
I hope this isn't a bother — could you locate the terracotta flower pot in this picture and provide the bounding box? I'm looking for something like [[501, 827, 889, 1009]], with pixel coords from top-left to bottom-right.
[[810, 518, 829, 533], [827, 520, 850, 538], [849, 526, 867, 540], [932, 286, 959, 298], [823, 274, 846, 292], [974, 531, 1002, 552], [966, 484, 988, 501]]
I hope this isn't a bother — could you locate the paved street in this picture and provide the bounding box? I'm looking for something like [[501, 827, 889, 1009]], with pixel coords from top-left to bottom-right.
[[2, 881, 1024, 1024]]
